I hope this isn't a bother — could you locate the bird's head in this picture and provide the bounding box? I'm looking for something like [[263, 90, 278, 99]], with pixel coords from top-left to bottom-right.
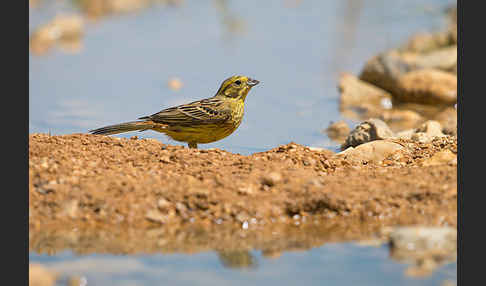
[[215, 75, 260, 101]]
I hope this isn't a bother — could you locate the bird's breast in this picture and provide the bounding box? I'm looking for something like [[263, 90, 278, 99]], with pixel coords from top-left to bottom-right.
[[230, 102, 245, 125]]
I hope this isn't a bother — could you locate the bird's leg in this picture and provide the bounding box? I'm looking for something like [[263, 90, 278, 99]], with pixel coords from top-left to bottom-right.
[[188, 142, 198, 149]]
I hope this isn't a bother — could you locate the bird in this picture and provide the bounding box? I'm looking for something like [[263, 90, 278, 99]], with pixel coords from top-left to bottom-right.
[[89, 75, 260, 149]]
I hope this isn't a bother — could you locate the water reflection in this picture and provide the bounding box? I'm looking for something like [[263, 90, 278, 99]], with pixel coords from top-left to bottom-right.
[[29, 237, 457, 286], [29, 14, 84, 55], [213, 0, 247, 42], [29, 221, 456, 279], [217, 250, 258, 270], [329, 0, 364, 76], [73, 0, 184, 21]]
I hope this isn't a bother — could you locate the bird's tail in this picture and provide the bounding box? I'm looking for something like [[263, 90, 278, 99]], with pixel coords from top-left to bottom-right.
[[89, 120, 156, 135]]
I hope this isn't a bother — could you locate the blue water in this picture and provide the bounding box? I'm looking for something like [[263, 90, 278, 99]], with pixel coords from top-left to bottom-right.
[[29, 1, 457, 285], [29, 0, 454, 155], [30, 243, 456, 286]]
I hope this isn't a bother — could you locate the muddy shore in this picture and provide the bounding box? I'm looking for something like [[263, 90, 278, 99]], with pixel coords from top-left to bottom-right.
[[30, 133, 456, 253]]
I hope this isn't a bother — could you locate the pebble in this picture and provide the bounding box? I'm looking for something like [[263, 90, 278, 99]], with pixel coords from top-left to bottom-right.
[[261, 172, 282, 187], [342, 118, 395, 149]]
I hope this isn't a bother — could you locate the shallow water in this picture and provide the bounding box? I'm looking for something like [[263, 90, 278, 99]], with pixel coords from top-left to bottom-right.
[[30, 243, 457, 286], [29, 0, 457, 284], [30, 0, 453, 155]]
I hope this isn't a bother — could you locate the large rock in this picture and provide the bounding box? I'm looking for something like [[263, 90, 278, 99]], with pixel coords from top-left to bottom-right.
[[359, 50, 413, 95], [341, 119, 395, 149], [414, 120, 444, 137], [394, 69, 457, 105], [335, 140, 404, 164], [359, 49, 457, 105]]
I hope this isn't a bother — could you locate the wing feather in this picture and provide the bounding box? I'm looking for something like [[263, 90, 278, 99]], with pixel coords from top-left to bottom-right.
[[140, 97, 230, 126]]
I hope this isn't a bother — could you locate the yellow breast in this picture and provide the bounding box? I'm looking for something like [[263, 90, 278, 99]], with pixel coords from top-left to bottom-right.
[[162, 99, 245, 144]]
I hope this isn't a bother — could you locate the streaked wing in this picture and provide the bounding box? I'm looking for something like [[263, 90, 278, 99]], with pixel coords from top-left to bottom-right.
[[140, 97, 230, 126]]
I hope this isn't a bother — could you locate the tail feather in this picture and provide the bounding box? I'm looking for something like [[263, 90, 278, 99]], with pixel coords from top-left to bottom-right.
[[89, 121, 155, 135]]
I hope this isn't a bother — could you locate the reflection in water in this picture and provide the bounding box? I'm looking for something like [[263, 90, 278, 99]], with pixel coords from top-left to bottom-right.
[[213, 0, 247, 42], [29, 0, 185, 55], [29, 221, 456, 278], [29, 234, 457, 285], [217, 250, 258, 269], [29, 1, 457, 283], [330, 0, 364, 77], [29, 14, 84, 55], [72, 0, 184, 21]]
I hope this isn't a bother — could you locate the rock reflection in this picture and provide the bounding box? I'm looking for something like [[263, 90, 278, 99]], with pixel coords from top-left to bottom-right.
[[29, 219, 456, 278], [213, 0, 247, 42], [386, 226, 457, 278], [73, 0, 184, 21], [29, 0, 184, 55], [330, 0, 364, 76], [30, 220, 385, 256], [29, 14, 84, 55], [217, 250, 258, 269]]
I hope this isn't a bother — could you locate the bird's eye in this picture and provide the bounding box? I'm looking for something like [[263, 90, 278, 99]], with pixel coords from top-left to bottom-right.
[[234, 80, 241, 86]]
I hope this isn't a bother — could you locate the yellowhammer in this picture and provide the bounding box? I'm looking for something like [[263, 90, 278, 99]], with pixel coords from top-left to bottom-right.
[[89, 75, 260, 148]]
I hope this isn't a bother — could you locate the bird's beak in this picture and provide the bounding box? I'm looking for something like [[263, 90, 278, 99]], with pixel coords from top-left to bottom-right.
[[247, 78, 260, 87]]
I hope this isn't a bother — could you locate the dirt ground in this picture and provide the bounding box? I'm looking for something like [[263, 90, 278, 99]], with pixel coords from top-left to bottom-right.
[[29, 133, 456, 254]]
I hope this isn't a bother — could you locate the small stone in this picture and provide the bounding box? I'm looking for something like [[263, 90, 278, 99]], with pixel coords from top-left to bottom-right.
[[421, 150, 456, 166], [175, 202, 187, 213], [411, 132, 432, 143], [242, 221, 249, 230], [157, 198, 172, 212], [308, 146, 326, 152], [336, 140, 404, 164], [63, 200, 79, 219], [261, 172, 282, 187], [238, 185, 255, 195], [145, 210, 166, 224], [416, 120, 444, 137], [342, 118, 395, 149], [411, 120, 445, 143]]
